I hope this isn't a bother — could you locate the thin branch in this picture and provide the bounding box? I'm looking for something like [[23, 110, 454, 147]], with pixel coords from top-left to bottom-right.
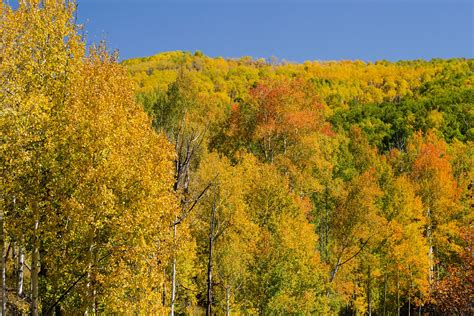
[[339, 235, 373, 268], [329, 234, 374, 283], [45, 250, 115, 314], [213, 221, 230, 241], [3, 243, 11, 261], [172, 175, 217, 227]]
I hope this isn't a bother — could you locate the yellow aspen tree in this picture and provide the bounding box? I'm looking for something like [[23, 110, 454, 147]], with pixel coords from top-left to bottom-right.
[[192, 152, 257, 315], [1, 1, 178, 314], [55, 46, 178, 314], [1, 1, 83, 314], [243, 158, 327, 314], [383, 175, 430, 314], [407, 131, 462, 286]]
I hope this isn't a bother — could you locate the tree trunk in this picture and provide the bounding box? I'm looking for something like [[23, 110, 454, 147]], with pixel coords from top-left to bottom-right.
[[329, 256, 341, 283], [18, 248, 24, 297], [55, 304, 62, 316], [396, 268, 400, 316], [170, 223, 177, 316], [85, 229, 97, 316], [169, 130, 206, 315], [427, 208, 434, 285], [31, 216, 40, 316], [162, 269, 166, 307], [170, 133, 194, 316], [367, 265, 372, 316], [408, 296, 411, 316], [0, 206, 6, 316], [325, 185, 329, 261], [225, 286, 230, 316], [383, 273, 387, 316], [206, 197, 216, 316]]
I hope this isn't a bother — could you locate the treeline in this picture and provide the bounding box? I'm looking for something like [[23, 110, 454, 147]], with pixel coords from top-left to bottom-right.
[[1, 1, 473, 315]]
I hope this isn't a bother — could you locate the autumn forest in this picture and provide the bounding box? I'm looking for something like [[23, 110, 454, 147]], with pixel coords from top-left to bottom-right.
[[1, 1, 473, 315]]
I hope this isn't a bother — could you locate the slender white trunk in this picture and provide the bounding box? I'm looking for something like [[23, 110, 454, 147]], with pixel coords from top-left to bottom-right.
[[367, 266, 371, 316], [85, 268, 90, 316], [0, 205, 6, 316], [427, 207, 434, 284], [225, 286, 230, 316], [396, 268, 400, 316], [408, 296, 411, 316], [31, 217, 40, 316], [206, 198, 216, 316], [329, 256, 342, 283], [85, 230, 97, 316], [383, 273, 387, 316], [18, 248, 24, 297], [170, 223, 177, 316]]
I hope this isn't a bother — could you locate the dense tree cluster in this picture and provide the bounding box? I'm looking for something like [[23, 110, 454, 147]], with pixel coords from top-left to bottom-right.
[[1, 1, 177, 314], [125, 51, 473, 314], [1, 1, 472, 315]]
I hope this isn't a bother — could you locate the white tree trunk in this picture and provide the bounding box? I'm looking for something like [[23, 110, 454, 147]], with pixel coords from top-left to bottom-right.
[[225, 286, 230, 316], [31, 217, 40, 316], [0, 205, 6, 316], [427, 208, 434, 284], [170, 223, 177, 316], [18, 249, 24, 297]]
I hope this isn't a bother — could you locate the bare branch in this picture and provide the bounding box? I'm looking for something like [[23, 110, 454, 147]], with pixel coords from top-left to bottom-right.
[[172, 173, 218, 227]]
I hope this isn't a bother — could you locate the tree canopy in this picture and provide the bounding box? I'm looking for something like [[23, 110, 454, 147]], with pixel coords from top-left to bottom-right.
[[1, 1, 472, 314]]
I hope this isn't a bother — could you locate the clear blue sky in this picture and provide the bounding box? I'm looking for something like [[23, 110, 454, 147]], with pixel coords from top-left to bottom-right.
[[73, 0, 473, 62]]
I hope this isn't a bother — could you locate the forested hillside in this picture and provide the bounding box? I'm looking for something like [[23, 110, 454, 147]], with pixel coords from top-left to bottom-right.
[[1, 1, 473, 315], [123, 52, 473, 315]]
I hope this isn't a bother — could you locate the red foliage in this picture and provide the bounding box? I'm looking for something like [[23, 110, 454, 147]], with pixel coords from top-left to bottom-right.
[[432, 228, 474, 315]]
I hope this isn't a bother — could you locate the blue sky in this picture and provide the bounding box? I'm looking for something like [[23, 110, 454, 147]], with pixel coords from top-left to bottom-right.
[[73, 0, 472, 62]]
